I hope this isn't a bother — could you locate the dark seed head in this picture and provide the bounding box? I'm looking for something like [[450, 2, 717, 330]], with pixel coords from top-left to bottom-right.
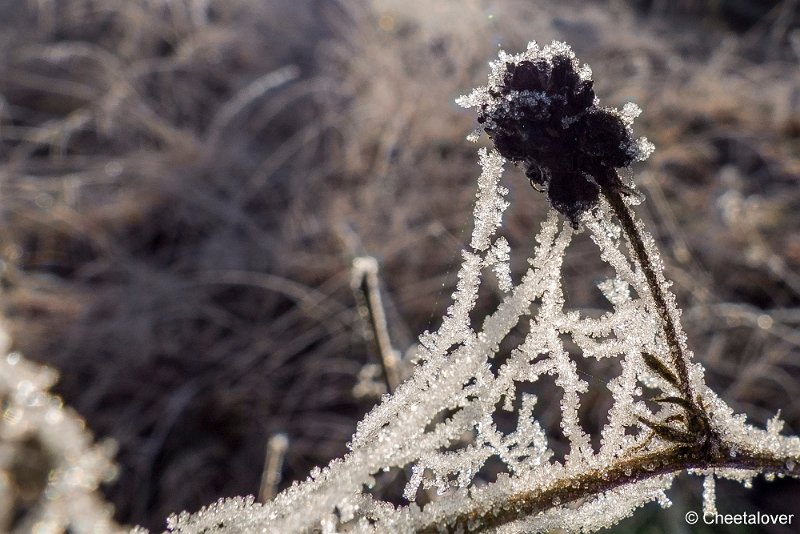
[[458, 42, 653, 227]]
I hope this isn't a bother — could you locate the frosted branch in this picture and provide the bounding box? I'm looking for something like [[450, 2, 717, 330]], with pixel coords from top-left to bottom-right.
[[146, 40, 800, 534]]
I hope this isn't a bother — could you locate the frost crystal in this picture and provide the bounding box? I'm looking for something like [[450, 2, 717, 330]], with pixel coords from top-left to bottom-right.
[[702, 475, 717, 518], [0, 327, 121, 533], [146, 41, 800, 534]]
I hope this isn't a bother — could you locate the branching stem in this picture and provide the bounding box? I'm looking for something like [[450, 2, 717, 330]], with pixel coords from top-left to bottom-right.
[[602, 189, 693, 401], [413, 192, 744, 533], [417, 445, 799, 533]]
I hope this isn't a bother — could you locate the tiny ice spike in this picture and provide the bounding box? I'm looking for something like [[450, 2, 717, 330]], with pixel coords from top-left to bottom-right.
[[458, 41, 653, 226], [147, 41, 799, 534]]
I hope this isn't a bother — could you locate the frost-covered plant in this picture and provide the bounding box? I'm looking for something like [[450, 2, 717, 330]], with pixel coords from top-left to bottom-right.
[[0, 326, 121, 533], [152, 41, 800, 533]]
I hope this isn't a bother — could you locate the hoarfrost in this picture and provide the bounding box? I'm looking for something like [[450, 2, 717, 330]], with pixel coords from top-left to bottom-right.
[[0, 327, 121, 533], [486, 236, 513, 292], [702, 475, 717, 517], [145, 41, 800, 534]]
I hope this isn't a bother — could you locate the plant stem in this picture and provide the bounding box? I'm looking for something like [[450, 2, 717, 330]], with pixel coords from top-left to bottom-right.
[[259, 433, 289, 502], [352, 257, 401, 393], [602, 189, 693, 402], [416, 445, 799, 533]]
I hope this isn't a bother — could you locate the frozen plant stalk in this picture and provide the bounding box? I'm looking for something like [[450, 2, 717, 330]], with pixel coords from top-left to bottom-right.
[[152, 41, 800, 534], [0, 326, 121, 533]]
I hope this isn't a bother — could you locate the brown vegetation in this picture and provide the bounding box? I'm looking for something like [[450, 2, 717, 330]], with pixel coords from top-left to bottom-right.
[[0, 0, 797, 530]]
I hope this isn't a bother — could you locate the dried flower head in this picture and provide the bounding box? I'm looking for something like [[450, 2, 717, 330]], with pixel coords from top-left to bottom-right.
[[457, 41, 654, 226]]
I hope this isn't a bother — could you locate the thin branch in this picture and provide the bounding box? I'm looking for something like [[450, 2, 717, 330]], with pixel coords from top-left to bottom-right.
[[602, 189, 694, 402], [351, 256, 401, 393], [259, 433, 289, 503], [417, 443, 800, 533]]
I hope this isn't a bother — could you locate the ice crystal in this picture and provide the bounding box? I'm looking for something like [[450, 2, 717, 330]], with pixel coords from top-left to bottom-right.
[[702, 474, 717, 517], [0, 326, 121, 533], [145, 41, 800, 534]]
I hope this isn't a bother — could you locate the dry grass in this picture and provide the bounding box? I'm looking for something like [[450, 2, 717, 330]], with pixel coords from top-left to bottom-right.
[[0, 0, 798, 530]]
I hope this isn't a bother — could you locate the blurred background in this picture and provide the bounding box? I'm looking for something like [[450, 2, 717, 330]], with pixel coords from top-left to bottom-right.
[[0, 0, 798, 532]]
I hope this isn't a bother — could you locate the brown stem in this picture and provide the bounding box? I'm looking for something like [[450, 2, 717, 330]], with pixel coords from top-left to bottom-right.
[[259, 433, 289, 502], [602, 189, 693, 402], [416, 444, 799, 533], [352, 257, 401, 393]]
